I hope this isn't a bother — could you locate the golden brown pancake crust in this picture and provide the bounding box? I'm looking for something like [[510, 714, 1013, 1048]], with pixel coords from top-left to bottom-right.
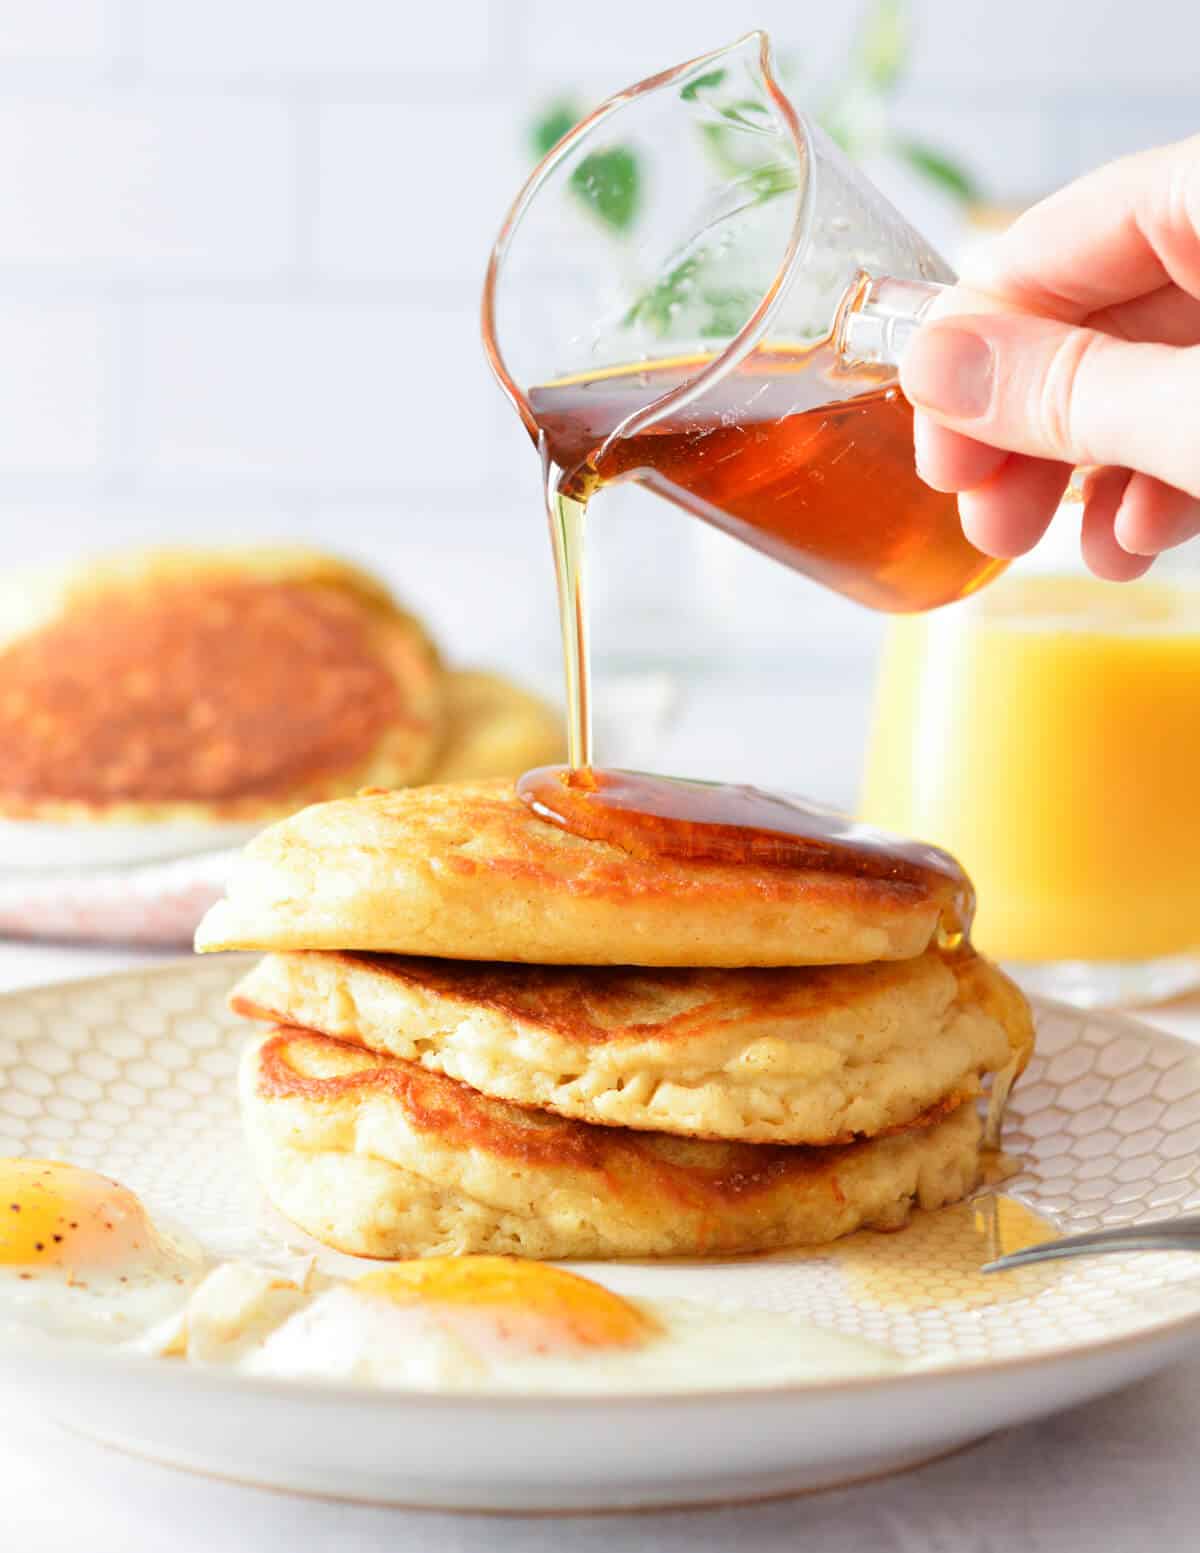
[[295, 950, 968, 1048], [257, 1026, 964, 1206]]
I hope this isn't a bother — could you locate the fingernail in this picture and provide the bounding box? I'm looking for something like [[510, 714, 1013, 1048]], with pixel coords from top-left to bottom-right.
[[902, 325, 994, 419]]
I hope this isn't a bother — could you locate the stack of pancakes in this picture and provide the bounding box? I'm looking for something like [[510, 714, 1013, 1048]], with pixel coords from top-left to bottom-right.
[[197, 781, 1034, 1260]]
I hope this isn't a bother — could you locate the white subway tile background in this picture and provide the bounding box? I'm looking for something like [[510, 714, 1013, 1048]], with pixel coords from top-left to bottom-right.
[[0, 0, 1196, 791]]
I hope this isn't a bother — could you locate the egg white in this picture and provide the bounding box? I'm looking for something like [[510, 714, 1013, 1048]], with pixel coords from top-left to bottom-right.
[[0, 1160, 211, 1345], [141, 1265, 902, 1393], [0, 1219, 209, 1346]]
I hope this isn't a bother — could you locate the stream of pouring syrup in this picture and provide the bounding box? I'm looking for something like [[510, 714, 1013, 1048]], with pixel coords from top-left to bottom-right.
[[507, 356, 1043, 1280]]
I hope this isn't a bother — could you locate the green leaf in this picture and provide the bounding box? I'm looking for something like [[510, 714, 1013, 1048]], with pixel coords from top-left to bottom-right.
[[716, 97, 771, 130], [569, 146, 640, 233], [679, 68, 727, 101], [746, 162, 799, 200], [698, 286, 757, 337], [623, 253, 702, 334], [529, 99, 583, 161], [855, 0, 911, 91], [893, 137, 981, 203]]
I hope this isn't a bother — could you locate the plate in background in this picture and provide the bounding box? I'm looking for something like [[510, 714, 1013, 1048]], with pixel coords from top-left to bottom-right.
[[0, 960, 1198, 1510]]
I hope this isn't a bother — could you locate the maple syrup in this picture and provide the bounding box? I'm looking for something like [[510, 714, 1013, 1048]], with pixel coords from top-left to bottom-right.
[[518, 765, 975, 947], [529, 340, 1005, 616], [825, 1193, 1061, 1312]]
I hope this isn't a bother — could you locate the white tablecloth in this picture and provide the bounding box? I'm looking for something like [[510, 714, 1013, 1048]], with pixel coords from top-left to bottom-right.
[[3, 937, 1199, 1551]]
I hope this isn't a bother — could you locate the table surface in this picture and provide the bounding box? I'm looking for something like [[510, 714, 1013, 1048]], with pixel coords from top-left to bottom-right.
[[4, 940, 1200, 1552]]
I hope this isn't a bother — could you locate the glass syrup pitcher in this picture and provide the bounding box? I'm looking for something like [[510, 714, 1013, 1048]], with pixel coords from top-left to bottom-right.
[[482, 30, 1007, 624]]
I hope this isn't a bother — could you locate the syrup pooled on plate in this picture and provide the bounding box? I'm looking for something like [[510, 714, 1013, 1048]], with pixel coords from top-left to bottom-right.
[[516, 766, 976, 948], [825, 1193, 1061, 1312]]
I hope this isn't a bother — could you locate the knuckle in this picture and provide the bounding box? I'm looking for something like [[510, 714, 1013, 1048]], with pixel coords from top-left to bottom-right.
[[1037, 329, 1106, 463], [1181, 349, 1200, 496]]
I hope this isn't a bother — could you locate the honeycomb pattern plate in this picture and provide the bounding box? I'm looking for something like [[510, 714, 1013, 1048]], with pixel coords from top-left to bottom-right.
[[1, 957, 1200, 1508]]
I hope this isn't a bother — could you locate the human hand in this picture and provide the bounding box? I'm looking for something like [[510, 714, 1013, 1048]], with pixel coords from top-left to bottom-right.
[[899, 135, 1200, 580]]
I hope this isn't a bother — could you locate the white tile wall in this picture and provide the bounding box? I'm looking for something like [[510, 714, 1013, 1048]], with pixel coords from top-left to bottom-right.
[[0, 94, 296, 271], [139, 0, 501, 84], [133, 298, 509, 486], [907, 0, 1200, 90], [0, 301, 111, 472], [0, 1, 110, 66], [313, 101, 522, 286], [0, 0, 1195, 763]]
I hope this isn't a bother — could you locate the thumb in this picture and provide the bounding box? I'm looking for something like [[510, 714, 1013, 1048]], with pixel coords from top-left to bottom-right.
[[900, 313, 1200, 501]]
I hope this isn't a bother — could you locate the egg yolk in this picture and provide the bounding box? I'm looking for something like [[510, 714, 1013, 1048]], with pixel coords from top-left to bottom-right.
[[354, 1256, 659, 1352], [0, 1158, 158, 1273]]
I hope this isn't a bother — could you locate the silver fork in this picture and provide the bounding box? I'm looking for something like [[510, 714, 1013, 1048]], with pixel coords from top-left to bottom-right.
[[983, 1214, 1200, 1273]]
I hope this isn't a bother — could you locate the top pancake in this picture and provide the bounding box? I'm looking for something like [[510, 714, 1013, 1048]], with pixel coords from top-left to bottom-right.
[[196, 780, 954, 966], [0, 546, 444, 825]]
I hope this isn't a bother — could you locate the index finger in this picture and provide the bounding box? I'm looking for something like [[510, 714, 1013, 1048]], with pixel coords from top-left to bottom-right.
[[959, 134, 1200, 321]]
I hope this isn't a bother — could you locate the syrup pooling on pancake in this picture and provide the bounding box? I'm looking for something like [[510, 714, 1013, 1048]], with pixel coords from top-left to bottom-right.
[[0, 1159, 208, 1342], [0, 578, 404, 805], [518, 767, 975, 948]]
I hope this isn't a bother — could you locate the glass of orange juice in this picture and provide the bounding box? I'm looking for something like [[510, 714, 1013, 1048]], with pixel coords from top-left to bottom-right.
[[860, 546, 1200, 1006]]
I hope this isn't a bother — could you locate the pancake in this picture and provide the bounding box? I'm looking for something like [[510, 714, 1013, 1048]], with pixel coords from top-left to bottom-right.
[[0, 546, 444, 826], [241, 1027, 984, 1260], [196, 781, 949, 966], [425, 670, 564, 783], [231, 947, 1032, 1145]]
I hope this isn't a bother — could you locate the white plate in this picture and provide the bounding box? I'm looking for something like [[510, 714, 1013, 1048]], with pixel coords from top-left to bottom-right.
[[0, 959, 1199, 1511], [0, 817, 263, 871]]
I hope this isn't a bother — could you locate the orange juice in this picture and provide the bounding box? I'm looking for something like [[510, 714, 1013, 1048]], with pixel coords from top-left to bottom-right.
[[861, 574, 1200, 963]]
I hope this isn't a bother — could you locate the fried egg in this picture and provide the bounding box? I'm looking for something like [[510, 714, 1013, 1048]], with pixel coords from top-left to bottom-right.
[[0, 1165, 901, 1390], [157, 1255, 903, 1392], [0, 1158, 209, 1343]]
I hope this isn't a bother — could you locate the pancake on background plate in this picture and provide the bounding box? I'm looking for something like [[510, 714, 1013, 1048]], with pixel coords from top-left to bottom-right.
[[241, 1027, 984, 1260], [426, 670, 564, 783], [196, 780, 953, 966], [231, 946, 1032, 1146], [0, 546, 444, 835]]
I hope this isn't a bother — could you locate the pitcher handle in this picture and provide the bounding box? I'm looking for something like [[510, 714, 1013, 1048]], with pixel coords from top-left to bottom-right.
[[838, 276, 948, 370]]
